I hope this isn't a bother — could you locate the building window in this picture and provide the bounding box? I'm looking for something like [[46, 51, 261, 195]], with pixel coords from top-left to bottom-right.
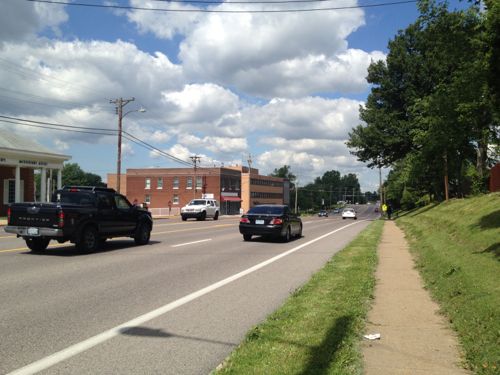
[[186, 177, 193, 189], [3, 179, 24, 204], [173, 194, 179, 204], [145, 194, 151, 204], [157, 177, 163, 189], [145, 178, 151, 189], [196, 176, 202, 189], [173, 176, 179, 189]]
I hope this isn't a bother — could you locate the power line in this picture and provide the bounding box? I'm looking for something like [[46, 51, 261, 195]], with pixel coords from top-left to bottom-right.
[[0, 91, 109, 113], [150, 0, 386, 4], [0, 57, 111, 103], [27, 0, 418, 13], [0, 115, 193, 167]]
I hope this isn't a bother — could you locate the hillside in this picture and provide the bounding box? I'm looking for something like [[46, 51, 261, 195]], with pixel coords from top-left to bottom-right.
[[396, 193, 499, 375]]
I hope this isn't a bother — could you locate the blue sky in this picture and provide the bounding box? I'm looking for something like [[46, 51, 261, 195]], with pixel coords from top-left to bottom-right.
[[0, 0, 467, 191]]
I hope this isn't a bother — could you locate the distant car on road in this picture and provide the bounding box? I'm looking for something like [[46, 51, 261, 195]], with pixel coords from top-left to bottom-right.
[[332, 208, 340, 214], [239, 205, 302, 242], [342, 207, 357, 220], [318, 210, 328, 217], [181, 199, 220, 221]]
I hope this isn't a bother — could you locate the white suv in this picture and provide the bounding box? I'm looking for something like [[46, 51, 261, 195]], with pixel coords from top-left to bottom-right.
[[181, 199, 220, 221]]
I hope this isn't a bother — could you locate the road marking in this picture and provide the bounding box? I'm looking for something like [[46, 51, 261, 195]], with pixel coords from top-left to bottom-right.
[[152, 223, 235, 236], [7, 219, 367, 375], [171, 239, 212, 248], [0, 235, 16, 239], [0, 243, 69, 253], [0, 224, 235, 254]]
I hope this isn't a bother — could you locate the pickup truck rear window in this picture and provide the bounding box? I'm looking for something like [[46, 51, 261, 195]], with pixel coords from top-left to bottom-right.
[[51, 192, 95, 206]]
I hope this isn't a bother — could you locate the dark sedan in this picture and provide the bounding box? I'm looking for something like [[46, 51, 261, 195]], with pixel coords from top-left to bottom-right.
[[239, 205, 302, 242]]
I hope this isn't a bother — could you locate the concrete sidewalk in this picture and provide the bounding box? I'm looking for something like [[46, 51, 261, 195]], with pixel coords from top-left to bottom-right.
[[362, 220, 469, 374]]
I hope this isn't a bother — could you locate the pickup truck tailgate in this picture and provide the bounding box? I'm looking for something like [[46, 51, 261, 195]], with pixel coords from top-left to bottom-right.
[[9, 203, 60, 228]]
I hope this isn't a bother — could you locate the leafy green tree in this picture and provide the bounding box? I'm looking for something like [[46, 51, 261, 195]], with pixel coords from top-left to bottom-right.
[[269, 165, 296, 183], [348, 0, 497, 204], [61, 163, 105, 187]]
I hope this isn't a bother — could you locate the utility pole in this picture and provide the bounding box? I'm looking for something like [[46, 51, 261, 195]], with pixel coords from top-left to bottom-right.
[[190, 155, 201, 198], [110, 97, 135, 193], [379, 167, 383, 204], [247, 153, 253, 172], [295, 182, 299, 213]]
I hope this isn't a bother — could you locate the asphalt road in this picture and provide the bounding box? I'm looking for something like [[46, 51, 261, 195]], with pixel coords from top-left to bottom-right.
[[0, 205, 378, 375]]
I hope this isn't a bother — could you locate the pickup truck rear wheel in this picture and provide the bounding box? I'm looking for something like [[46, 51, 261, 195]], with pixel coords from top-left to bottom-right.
[[77, 226, 99, 252], [26, 238, 50, 252], [135, 222, 151, 245]]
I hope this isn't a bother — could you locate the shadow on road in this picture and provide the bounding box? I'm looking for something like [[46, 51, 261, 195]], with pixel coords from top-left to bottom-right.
[[119, 326, 236, 347], [23, 240, 161, 256]]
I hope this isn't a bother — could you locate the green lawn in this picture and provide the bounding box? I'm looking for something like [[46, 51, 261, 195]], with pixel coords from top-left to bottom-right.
[[396, 193, 499, 375], [214, 220, 384, 375]]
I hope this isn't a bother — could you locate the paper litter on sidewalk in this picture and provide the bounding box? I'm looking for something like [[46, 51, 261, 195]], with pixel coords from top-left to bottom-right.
[[363, 333, 381, 340]]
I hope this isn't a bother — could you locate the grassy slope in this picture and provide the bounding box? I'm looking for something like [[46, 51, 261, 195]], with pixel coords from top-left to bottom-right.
[[214, 220, 384, 375], [396, 193, 499, 374]]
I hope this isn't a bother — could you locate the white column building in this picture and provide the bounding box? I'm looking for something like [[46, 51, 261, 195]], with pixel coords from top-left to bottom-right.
[[0, 129, 70, 215]]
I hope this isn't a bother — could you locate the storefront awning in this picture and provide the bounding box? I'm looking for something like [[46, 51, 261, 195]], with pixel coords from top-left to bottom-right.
[[221, 196, 242, 202]]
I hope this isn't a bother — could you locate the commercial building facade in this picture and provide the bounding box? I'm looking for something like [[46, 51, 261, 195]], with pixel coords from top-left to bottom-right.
[[108, 166, 289, 216], [0, 129, 71, 216]]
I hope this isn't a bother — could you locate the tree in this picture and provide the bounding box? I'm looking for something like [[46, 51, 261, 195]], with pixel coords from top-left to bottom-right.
[[269, 165, 296, 183], [348, 0, 498, 203], [61, 163, 105, 187]]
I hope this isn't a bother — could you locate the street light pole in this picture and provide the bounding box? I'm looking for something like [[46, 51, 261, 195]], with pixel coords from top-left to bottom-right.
[[110, 97, 139, 193]]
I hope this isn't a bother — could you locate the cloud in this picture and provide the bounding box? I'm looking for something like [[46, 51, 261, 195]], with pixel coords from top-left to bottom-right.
[[122, 142, 135, 157], [161, 83, 240, 125], [177, 133, 248, 154], [240, 97, 363, 140], [259, 137, 349, 157], [256, 148, 373, 188], [127, 0, 202, 39], [125, 0, 380, 98], [230, 49, 386, 98], [0, 39, 183, 113], [0, 0, 68, 43]]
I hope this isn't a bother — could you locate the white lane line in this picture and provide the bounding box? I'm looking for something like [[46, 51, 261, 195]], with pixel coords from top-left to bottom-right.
[[7, 220, 367, 375], [171, 239, 212, 248]]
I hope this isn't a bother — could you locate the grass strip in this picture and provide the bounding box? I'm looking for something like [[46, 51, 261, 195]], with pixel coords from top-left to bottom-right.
[[396, 193, 499, 375], [214, 220, 384, 375]]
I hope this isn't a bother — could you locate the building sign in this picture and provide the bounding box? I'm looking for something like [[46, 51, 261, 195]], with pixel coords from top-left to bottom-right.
[[221, 192, 238, 197], [0, 155, 61, 169], [202, 193, 214, 199], [19, 160, 48, 166]]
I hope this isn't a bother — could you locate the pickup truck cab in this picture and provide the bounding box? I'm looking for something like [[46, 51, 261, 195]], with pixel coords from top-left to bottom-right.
[[5, 186, 153, 253]]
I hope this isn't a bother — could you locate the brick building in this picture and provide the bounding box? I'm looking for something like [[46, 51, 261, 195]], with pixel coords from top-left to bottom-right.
[[108, 166, 289, 216], [0, 129, 70, 216]]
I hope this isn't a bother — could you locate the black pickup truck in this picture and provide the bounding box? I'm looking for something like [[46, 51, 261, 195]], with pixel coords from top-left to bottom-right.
[[4, 186, 153, 253]]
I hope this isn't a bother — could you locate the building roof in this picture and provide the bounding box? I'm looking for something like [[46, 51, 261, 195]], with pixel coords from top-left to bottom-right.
[[0, 128, 69, 159]]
